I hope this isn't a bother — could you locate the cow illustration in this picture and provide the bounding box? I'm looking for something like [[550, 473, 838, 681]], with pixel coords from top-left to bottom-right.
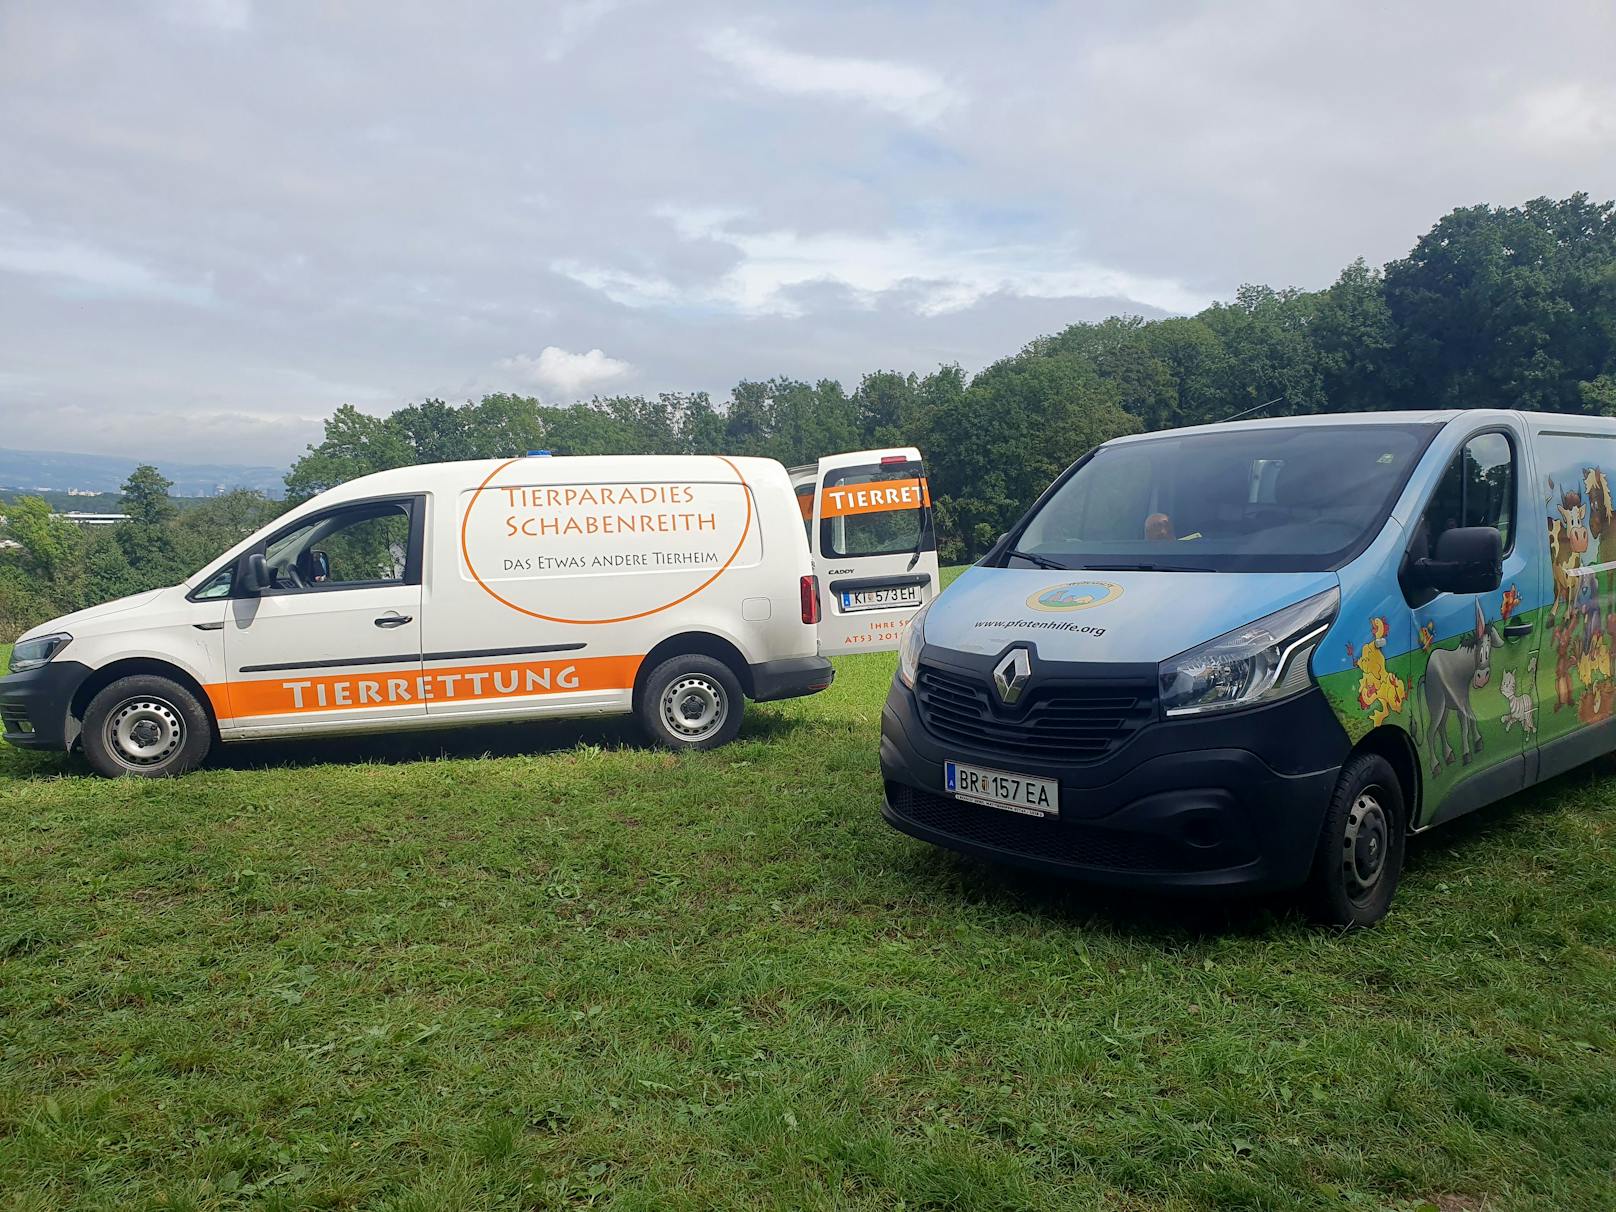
[[1585, 466, 1616, 613], [1420, 599, 1505, 775], [1549, 480, 1590, 623]]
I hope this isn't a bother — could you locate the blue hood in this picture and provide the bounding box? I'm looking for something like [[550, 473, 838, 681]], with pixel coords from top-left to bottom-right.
[[925, 567, 1341, 663]]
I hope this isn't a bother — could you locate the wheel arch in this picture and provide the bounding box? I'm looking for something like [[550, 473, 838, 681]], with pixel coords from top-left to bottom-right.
[[633, 632, 754, 706], [69, 658, 221, 746], [1349, 723, 1422, 830]]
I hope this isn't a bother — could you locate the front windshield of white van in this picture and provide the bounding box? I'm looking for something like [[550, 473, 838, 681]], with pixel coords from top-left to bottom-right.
[[1009, 422, 1440, 573]]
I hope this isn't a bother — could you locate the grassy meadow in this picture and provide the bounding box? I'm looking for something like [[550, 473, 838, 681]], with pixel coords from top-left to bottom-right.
[[1, 621, 1614, 1210]]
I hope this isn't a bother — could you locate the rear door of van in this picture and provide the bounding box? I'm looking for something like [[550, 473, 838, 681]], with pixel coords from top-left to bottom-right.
[[806, 448, 940, 653]]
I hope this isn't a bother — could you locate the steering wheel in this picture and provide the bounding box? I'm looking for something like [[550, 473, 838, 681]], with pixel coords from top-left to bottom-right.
[[277, 561, 306, 590]]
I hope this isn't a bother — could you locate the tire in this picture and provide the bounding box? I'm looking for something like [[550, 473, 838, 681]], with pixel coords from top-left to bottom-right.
[[636, 655, 744, 751], [1303, 752, 1407, 927], [81, 675, 214, 778]]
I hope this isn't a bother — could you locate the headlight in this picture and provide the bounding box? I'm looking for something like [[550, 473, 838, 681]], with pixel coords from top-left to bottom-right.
[[897, 599, 933, 688], [9, 632, 72, 673], [1158, 589, 1338, 717]]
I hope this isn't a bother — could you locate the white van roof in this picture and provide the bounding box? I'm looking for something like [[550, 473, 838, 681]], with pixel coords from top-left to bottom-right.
[[309, 453, 791, 509]]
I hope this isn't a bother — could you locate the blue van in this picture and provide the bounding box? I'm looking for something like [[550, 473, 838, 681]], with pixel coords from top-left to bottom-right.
[[881, 410, 1616, 924]]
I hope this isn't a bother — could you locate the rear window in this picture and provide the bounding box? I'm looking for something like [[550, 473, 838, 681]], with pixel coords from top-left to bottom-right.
[[818, 461, 934, 559]]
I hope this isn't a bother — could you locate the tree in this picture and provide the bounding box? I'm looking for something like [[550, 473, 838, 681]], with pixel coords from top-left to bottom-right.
[[121, 465, 176, 526], [285, 404, 413, 501], [1383, 195, 1616, 412], [1311, 258, 1400, 412]]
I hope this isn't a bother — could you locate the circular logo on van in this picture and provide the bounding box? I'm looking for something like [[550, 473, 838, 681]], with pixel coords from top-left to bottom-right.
[[1027, 581, 1124, 612], [459, 455, 756, 625]]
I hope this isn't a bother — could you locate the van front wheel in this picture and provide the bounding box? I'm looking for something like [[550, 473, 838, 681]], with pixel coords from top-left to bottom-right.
[[82, 675, 213, 778], [638, 655, 744, 751], [1303, 752, 1406, 927]]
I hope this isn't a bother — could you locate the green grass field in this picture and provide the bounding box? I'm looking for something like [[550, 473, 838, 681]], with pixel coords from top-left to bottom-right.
[[2, 616, 1615, 1210]]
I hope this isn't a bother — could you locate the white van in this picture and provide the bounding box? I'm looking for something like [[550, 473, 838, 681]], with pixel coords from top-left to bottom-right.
[[1, 450, 925, 777]]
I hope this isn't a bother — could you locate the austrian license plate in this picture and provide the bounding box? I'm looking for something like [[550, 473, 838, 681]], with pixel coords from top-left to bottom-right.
[[945, 761, 1059, 818], [840, 585, 920, 612]]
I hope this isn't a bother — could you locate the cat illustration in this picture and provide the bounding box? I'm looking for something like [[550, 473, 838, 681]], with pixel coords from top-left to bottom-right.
[[1500, 668, 1537, 735]]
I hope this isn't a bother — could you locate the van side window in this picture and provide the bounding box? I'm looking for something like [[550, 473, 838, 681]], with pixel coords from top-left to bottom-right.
[[193, 568, 234, 600], [795, 483, 816, 543], [262, 499, 416, 591], [1408, 432, 1515, 570]]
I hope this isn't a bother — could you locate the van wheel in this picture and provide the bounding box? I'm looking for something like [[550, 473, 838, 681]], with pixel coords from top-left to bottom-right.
[[81, 675, 213, 778], [638, 655, 744, 751], [1303, 752, 1406, 927]]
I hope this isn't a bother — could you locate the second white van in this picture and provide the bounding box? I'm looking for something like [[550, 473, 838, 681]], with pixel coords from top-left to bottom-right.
[[1, 450, 928, 776]]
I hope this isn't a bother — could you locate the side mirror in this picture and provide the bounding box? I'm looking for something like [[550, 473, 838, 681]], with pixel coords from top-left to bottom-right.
[[307, 549, 330, 582], [1414, 526, 1503, 595], [238, 551, 271, 594]]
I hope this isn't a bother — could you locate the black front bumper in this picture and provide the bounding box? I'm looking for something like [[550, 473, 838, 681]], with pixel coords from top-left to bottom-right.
[[750, 655, 835, 702], [880, 660, 1350, 893], [0, 659, 91, 751]]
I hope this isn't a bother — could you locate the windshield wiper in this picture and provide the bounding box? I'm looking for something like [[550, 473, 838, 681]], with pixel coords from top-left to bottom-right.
[[1005, 549, 1070, 571]]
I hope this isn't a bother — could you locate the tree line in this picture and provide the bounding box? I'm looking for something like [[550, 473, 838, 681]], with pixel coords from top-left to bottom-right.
[[4, 193, 1614, 639]]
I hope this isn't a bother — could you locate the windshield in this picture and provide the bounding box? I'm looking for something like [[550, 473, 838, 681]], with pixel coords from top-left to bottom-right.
[[1009, 422, 1440, 573]]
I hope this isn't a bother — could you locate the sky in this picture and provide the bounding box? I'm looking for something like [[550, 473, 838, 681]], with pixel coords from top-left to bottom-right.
[[2, 0, 1614, 468]]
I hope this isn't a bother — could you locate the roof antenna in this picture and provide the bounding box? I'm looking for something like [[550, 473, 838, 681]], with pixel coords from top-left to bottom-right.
[[1220, 395, 1285, 424]]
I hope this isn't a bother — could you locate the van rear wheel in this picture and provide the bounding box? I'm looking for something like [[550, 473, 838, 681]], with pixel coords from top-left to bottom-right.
[[1303, 752, 1406, 927], [82, 675, 213, 778], [637, 655, 744, 751]]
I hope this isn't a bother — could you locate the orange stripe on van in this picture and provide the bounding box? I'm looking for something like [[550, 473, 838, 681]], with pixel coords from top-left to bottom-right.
[[820, 477, 930, 519], [206, 653, 643, 721]]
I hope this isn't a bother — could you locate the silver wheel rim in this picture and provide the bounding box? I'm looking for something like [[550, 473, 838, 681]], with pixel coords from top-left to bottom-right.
[[661, 675, 726, 741], [1342, 789, 1390, 905], [106, 697, 185, 769]]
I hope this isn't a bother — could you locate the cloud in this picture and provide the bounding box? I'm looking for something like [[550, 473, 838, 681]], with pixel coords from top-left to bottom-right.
[[1509, 82, 1616, 150], [557, 208, 1210, 318], [544, 0, 623, 62], [0, 215, 214, 306], [497, 346, 634, 397], [165, 0, 252, 32], [703, 28, 957, 123], [4, 0, 1615, 468]]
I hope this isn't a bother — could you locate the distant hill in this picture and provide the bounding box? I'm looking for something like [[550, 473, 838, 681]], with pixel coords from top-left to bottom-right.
[[0, 447, 284, 498]]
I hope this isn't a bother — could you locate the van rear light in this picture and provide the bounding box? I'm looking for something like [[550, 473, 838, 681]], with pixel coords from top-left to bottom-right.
[[800, 575, 821, 624], [880, 454, 907, 465]]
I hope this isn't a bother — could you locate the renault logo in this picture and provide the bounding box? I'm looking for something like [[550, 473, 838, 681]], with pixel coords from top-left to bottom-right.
[[993, 648, 1032, 705]]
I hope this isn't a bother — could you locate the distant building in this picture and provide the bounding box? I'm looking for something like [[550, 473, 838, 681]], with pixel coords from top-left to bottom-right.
[[55, 511, 129, 526]]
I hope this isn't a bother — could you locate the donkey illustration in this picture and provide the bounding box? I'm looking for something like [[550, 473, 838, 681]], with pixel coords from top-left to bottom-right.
[[1420, 599, 1505, 775]]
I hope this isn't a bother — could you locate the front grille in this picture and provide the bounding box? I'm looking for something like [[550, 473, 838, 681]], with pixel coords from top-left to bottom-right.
[[914, 663, 1154, 761], [887, 783, 1201, 873], [1, 707, 31, 734]]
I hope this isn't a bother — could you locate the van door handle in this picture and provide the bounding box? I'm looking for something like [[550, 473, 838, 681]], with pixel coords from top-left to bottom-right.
[[1503, 620, 1533, 638], [374, 614, 413, 628]]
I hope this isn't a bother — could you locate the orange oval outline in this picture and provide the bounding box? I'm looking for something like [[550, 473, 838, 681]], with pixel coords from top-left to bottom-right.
[[458, 455, 755, 625]]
